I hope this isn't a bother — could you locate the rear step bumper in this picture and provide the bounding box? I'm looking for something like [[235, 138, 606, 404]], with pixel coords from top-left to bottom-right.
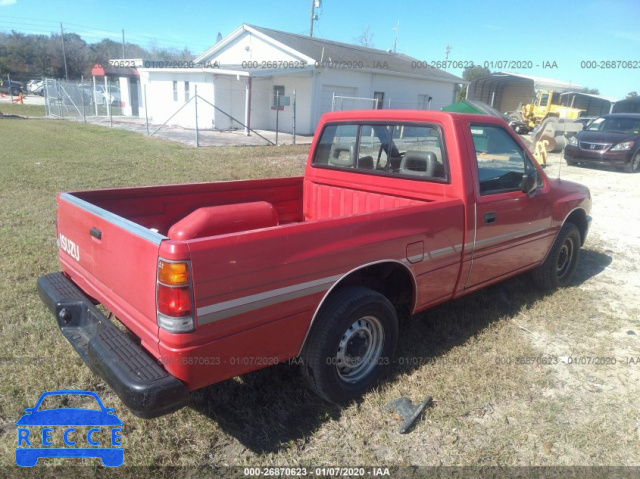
[[37, 272, 190, 419]]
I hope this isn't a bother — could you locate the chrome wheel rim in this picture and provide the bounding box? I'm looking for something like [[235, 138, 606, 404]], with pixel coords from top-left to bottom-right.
[[335, 316, 384, 383]]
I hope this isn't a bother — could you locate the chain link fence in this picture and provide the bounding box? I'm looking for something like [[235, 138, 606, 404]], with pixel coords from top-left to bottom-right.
[[43, 78, 123, 119], [40, 78, 448, 146], [331, 94, 447, 112], [331, 94, 379, 111], [41, 78, 300, 146]]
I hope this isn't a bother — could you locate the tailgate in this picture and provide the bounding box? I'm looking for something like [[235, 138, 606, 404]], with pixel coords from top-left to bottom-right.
[[56, 192, 164, 354]]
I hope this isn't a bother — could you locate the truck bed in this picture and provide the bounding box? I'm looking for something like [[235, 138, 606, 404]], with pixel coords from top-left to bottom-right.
[[68, 176, 435, 235], [58, 176, 464, 390]]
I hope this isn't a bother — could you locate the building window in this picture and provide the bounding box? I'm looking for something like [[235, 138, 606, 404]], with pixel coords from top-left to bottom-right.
[[272, 85, 285, 110], [184, 81, 190, 101], [373, 91, 384, 109], [172, 81, 178, 101]]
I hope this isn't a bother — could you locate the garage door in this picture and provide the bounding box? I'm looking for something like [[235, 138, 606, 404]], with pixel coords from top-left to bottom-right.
[[318, 85, 357, 123]]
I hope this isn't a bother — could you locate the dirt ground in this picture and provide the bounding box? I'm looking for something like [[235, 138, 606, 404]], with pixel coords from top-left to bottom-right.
[[541, 149, 640, 322], [508, 147, 640, 464]]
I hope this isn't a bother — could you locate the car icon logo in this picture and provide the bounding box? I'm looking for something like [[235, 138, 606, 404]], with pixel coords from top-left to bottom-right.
[[590, 144, 596, 150], [15, 390, 124, 467]]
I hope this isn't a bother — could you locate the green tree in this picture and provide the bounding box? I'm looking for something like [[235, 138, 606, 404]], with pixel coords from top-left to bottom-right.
[[457, 65, 491, 101]]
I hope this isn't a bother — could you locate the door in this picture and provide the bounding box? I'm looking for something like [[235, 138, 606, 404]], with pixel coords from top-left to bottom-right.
[[130, 77, 139, 117], [464, 123, 554, 289], [373, 91, 384, 109]]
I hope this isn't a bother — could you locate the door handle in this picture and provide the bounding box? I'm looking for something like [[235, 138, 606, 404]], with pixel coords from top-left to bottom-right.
[[90, 227, 102, 240], [483, 212, 497, 224]]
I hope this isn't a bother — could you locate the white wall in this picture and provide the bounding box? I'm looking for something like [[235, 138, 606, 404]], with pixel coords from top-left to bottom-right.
[[311, 69, 458, 126], [139, 71, 215, 129], [214, 32, 308, 67], [248, 73, 314, 134], [212, 75, 247, 130]]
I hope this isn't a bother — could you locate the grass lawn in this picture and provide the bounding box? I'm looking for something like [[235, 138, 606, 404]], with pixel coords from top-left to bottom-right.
[[0, 118, 631, 472], [0, 101, 46, 117]]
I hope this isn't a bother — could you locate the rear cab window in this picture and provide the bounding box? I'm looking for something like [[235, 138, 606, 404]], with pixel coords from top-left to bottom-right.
[[470, 124, 542, 195], [312, 122, 449, 182]]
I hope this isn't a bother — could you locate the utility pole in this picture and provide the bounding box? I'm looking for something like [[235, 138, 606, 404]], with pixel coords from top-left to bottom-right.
[[392, 21, 399, 54], [444, 44, 452, 70], [60, 23, 68, 80], [309, 0, 315, 37], [309, 0, 321, 37], [122, 29, 125, 58]]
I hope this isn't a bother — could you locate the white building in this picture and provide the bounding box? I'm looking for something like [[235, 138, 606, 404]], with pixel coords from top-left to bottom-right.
[[126, 25, 465, 135]]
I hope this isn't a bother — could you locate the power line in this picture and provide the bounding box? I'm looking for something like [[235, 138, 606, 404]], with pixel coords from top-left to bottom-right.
[[0, 16, 213, 52]]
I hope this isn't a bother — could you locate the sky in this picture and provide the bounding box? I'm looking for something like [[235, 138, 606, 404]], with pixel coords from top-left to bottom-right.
[[1, 0, 639, 99]]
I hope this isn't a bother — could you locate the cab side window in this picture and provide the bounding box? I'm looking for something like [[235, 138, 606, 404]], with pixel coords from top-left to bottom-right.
[[471, 124, 539, 195]]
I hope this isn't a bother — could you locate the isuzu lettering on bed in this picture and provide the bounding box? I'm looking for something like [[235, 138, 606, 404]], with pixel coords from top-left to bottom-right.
[[38, 110, 591, 418]]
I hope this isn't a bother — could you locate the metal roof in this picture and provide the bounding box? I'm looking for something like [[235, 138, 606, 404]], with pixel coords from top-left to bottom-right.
[[493, 72, 583, 92], [560, 91, 619, 103], [197, 24, 464, 84]]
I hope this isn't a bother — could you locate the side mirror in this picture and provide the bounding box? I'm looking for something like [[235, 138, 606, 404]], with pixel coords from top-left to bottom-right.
[[521, 170, 537, 196]]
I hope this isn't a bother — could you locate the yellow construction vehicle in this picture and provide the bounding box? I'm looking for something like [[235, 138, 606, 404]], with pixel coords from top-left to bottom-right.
[[521, 90, 584, 129]]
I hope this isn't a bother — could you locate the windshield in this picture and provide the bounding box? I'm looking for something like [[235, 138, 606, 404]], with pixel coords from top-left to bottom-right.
[[587, 117, 640, 134]]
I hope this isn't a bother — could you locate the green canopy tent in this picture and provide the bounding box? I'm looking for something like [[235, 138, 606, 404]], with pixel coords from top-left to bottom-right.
[[442, 99, 529, 134], [441, 99, 504, 116]]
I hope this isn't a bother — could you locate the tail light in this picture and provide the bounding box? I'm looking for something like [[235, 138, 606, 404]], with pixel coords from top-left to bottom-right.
[[156, 259, 195, 333]]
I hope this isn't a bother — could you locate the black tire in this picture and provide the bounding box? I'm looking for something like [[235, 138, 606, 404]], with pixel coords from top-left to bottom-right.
[[566, 159, 576, 166], [300, 286, 398, 404], [532, 222, 581, 290], [624, 152, 640, 173]]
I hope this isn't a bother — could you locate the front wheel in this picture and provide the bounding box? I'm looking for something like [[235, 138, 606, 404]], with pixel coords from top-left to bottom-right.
[[300, 286, 398, 403], [624, 152, 640, 173], [532, 222, 581, 290]]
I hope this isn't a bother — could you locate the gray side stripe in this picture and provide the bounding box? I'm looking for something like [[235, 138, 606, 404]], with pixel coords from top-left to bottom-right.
[[474, 226, 546, 248], [197, 274, 343, 325], [60, 192, 167, 245]]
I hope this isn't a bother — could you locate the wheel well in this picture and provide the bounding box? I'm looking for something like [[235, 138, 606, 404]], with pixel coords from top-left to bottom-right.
[[331, 262, 415, 316], [565, 209, 588, 246]]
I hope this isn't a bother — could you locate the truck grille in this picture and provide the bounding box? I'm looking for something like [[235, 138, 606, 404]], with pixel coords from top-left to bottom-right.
[[579, 141, 611, 152]]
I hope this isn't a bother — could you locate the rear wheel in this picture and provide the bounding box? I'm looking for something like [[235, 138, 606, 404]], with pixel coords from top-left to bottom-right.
[[624, 152, 640, 173], [300, 286, 398, 403], [532, 222, 581, 290]]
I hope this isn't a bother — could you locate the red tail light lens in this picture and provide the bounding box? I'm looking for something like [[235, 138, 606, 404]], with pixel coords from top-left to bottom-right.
[[157, 258, 195, 333], [157, 285, 192, 317]]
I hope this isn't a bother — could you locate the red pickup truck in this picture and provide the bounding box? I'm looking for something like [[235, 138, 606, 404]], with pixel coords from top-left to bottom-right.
[[38, 110, 591, 418]]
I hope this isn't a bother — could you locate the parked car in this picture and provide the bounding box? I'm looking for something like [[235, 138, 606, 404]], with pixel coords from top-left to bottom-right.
[[26, 79, 42, 93], [564, 113, 640, 173], [38, 110, 592, 417], [573, 116, 597, 130], [0, 80, 26, 96], [94, 84, 121, 106]]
